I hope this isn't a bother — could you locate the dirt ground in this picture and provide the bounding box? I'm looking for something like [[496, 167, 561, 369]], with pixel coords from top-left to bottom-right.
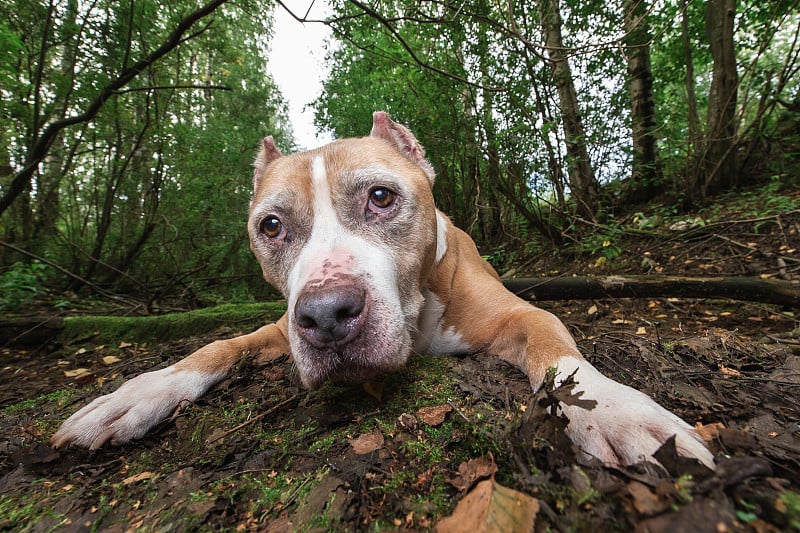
[[1, 205, 799, 532]]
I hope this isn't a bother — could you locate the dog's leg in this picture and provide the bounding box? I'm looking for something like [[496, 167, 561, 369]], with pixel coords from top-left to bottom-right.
[[51, 315, 289, 449], [485, 305, 715, 468], [431, 224, 714, 468]]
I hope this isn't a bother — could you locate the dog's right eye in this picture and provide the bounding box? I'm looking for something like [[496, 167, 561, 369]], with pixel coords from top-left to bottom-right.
[[260, 216, 284, 239]]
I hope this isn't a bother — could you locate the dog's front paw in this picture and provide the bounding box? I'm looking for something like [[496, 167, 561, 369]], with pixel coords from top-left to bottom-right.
[[555, 358, 715, 469], [52, 367, 219, 449]]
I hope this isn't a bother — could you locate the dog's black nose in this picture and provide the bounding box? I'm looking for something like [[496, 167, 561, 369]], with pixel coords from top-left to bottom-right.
[[294, 285, 367, 348]]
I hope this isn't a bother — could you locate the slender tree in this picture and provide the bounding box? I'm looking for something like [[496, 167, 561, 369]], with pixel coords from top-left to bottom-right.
[[702, 0, 739, 196], [622, 0, 662, 201], [538, 0, 600, 218]]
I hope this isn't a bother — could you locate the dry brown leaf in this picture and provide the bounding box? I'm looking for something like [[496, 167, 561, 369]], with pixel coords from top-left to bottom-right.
[[362, 380, 384, 401], [447, 457, 498, 492], [122, 472, 158, 485], [118, 341, 133, 349], [720, 366, 742, 378], [417, 404, 452, 426], [627, 480, 671, 516], [436, 478, 539, 533], [694, 421, 724, 442], [349, 428, 384, 455], [63, 368, 91, 378], [102, 355, 122, 365]]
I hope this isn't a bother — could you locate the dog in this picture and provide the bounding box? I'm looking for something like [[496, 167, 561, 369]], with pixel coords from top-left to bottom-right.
[[52, 112, 714, 469]]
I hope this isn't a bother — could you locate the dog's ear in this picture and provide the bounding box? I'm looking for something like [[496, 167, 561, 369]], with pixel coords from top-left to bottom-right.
[[253, 136, 283, 193], [370, 111, 435, 185]]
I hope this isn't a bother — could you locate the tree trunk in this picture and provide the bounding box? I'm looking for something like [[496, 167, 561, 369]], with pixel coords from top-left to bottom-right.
[[622, 0, 662, 202], [702, 0, 739, 197], [538, 0, 599, 219], [681, 0, 701, 194]]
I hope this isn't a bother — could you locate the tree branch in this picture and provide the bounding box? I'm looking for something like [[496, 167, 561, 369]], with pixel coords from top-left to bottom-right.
[[504, 275, 800, 309], [114, 84, 233, 95]]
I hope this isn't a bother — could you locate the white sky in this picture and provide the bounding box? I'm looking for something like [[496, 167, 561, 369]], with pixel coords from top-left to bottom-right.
[[268, 2, 333, 150]]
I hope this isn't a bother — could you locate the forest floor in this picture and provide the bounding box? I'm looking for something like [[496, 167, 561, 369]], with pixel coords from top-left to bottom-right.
[[1, 184, 799, 532]]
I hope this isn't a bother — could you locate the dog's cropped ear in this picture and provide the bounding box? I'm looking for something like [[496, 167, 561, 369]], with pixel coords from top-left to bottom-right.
[[370, 111, 435, 185], [253, 136, 283, 193]]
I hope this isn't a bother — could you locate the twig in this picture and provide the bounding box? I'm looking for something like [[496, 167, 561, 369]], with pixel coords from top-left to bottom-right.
[[205, 394, 299, 445], [0, 239, 140, 307]]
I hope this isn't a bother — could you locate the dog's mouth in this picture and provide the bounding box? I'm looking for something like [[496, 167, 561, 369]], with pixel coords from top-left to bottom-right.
[[289, 287, 413, 390]]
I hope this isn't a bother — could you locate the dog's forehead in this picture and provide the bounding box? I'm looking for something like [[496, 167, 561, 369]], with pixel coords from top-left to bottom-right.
[[253, 137, 431, 204]]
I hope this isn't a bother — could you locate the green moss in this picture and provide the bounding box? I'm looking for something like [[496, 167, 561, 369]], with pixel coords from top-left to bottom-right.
[[2, 389, 74, 415], [60, 302, 286, 344], [0, 494, 66, 532]]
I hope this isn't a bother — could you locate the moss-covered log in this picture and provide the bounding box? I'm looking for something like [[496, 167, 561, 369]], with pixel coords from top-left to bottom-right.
[[503, 275, 800, 309]]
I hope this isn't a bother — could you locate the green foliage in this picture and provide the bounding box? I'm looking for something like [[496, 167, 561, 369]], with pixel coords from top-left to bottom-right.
[[583, 220, 624, 261], [0, 0, 292, 304], [0, 261, 50, 311], [779, 491, 800, 531]]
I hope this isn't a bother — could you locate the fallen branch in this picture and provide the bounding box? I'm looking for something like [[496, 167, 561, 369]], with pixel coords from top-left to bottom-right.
[[503, 275, 800, 309]]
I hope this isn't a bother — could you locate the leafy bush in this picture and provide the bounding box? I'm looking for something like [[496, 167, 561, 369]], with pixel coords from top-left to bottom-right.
[[0, 261, 49, 311]]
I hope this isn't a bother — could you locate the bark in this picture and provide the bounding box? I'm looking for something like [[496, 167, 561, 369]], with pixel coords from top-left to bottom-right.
[[702, 0, 739, 197], [622, 0, 662, 202], [538, 0, 599, 218], [32, 0, 80, 242], [681, 0, 702, 193], [504, 275, 800, 309]]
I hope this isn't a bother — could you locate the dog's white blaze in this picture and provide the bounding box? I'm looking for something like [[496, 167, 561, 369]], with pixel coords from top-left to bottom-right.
[[286, 155, 340, 298], [286, 155, 404, 321], [435, 211, 448, 263], [414, 290, 470, 354]]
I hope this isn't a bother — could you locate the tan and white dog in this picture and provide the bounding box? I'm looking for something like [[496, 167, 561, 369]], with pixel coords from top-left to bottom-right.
[[53, 112, 714, 469]]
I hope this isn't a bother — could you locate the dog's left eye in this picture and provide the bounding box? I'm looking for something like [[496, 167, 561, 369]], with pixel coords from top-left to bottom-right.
[[260, 216, 285, 239], [368, 187, 396, 210]]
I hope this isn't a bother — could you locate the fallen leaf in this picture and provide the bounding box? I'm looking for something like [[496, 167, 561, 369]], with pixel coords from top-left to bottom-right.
[[102, 355, 122, 365], [636, 326, 647, 335], [204, 428, 228, 446], [447, 457, 498, 492], [627, 480, 671, 516], [362, 380, 384, 401], [719, 366, 742, 378], [417, 404, 452, 426], [118, 341, 133, 349], [397, 413, 418, 432], [349, 428, 384, 455], [587, 304, 598, 315], [63, 368, 91, 378], [122, 472, 158, 485], [436, 478, 539, 533], [694, 422, 724, 442]]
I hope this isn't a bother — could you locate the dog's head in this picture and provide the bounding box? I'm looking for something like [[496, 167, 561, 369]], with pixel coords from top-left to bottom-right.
[[248, 112, 439, 388]]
